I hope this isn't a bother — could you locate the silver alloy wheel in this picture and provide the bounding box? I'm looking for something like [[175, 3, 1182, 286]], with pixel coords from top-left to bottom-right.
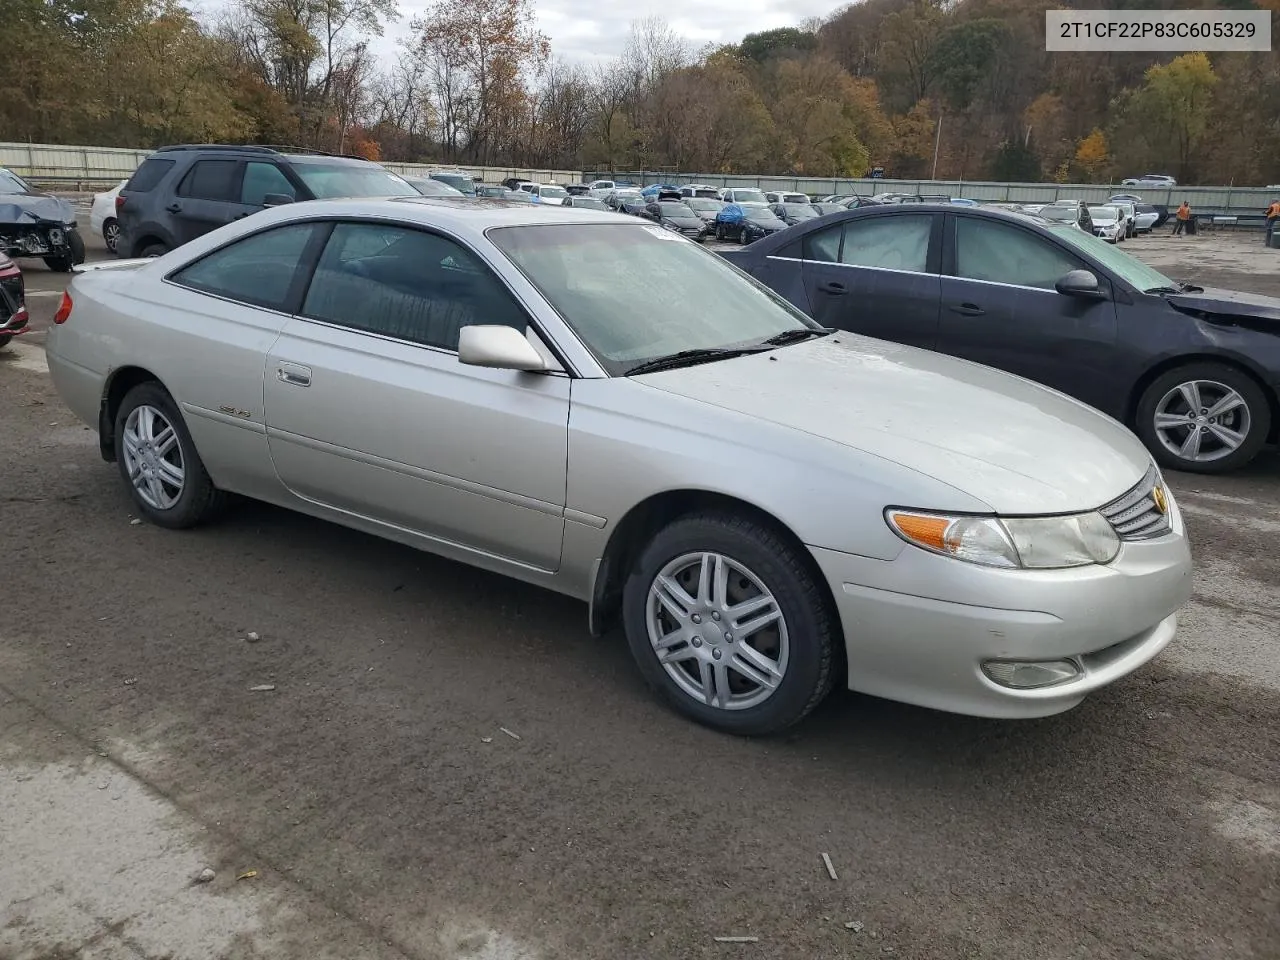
[[645, 551, 790, 711], [122, 404, 185, 509], [1153, 379, 1251, 463], [103, 221, 120, 253]]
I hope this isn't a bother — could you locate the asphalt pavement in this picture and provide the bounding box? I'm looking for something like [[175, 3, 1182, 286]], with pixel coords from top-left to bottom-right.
[[1, 220, 1278, 960]]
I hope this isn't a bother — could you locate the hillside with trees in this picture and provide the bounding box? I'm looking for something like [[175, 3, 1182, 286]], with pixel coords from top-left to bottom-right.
[[3, 0, 1279, 183]]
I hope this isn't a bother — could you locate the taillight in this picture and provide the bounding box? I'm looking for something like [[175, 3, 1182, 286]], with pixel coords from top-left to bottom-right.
[[115, 194, 126, 213], [54, 292, 73, 324]]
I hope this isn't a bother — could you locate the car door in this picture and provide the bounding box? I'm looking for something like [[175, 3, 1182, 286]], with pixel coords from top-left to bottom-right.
[[170, 159, 255, 245], [262, 220, 570, 572], [158, 221, 328, 498], [936, 213, 1119, 411], [797, 212, 943, 349]]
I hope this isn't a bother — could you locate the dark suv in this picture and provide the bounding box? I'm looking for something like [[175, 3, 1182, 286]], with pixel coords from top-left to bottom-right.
[[115, 145, 416, 258]]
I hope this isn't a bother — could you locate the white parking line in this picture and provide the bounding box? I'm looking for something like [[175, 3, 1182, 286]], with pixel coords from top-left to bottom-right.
[[22, 290, 64, 298]]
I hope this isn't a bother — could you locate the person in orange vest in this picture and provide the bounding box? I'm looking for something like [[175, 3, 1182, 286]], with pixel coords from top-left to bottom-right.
[[1265, 199, 1280, 245], [1172, 200, 1191, 235]]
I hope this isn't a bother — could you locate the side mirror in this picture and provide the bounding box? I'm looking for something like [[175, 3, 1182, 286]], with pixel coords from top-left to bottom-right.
[[262, 193, 294, 207], [458, 325, 548, 372], [1055, 269, 1105, 299]]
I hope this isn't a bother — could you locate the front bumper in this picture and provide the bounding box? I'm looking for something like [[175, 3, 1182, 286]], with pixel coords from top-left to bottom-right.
[[810, 490, 1193, 718]]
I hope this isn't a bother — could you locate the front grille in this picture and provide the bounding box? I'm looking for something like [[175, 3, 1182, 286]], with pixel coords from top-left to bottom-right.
[[1099, 464, 1171, 541]]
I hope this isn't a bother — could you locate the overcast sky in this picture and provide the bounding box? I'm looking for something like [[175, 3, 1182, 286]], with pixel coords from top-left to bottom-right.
[[366, 0, 829, 65]]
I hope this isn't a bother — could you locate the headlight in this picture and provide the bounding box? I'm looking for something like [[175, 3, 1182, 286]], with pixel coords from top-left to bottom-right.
[[886, 509, 1120, 569]]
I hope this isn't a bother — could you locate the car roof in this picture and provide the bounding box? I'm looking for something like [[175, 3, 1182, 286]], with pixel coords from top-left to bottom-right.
[[239, 195, 631, 235]]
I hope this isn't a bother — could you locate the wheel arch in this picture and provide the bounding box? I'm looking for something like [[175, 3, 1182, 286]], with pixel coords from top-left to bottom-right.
[[1127, 353, 1280, 443], [98, 365, 169, 461], [587, 489, 842, 658]]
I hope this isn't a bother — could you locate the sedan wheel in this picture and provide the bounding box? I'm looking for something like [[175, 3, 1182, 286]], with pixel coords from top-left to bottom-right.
[[622, 512, 837, 735], [103, 219, 120, 253], [114, 382, 226, 527], [1136, 363, 1270, 473]]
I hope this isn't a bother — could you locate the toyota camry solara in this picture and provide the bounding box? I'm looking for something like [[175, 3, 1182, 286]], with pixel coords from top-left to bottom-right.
[[45, 198, 1193, 735]]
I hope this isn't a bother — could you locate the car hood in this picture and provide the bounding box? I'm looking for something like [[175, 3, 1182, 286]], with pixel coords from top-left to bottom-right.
[[665, 216, 704, 229], [634, 335, 1150, 514], [747, 218, 783, 229], [1166, 286, 1280, 325], [0, 193, 77, 225]]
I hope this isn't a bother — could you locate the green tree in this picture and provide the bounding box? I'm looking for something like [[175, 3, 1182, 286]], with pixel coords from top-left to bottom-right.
[[1119, 52, 1218, 181], [738, 27, 817, 64]]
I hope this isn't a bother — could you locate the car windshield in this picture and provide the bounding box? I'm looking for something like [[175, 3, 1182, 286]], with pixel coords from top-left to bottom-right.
[[1048, 224, 1175, 292], [1039, 206, 1075, 222], [615, 190, 641, 199], [570, 198, 608, 210], [1088, 207, 1119, 222], [291, 164, 415, 199], [539, 186, 568, 199], [0, 170, 31, 194], [731, 190, 767, 204], [686, 198, 722, 211], [489, 223, 817, 375], [432, 174, 474, 192], [658, 202, 692, 216], [781, 204, 817, 217]]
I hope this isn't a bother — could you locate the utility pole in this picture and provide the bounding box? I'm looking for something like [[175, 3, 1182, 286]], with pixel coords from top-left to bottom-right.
[[932, 114, 943, 181]]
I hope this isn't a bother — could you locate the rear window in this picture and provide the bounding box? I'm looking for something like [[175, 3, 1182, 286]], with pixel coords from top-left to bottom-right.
[[126, 157, 175, 192]]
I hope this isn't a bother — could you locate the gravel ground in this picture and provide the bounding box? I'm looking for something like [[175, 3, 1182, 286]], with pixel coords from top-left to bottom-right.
[[2, 222, 1278, 960]]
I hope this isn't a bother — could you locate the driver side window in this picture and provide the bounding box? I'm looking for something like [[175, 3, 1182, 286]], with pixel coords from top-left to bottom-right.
[[954, 218, 1083, 290]]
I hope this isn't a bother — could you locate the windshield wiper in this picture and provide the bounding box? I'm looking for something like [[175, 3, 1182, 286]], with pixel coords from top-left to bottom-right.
[[1144, 285, 1180, 294], [1178, 281, 1204, 292], [624, 346, 770, 376], [763, 327, 833, 346]]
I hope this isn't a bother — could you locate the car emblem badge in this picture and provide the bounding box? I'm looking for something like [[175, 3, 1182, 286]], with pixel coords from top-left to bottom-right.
[[1152, 485, 1167, 515]]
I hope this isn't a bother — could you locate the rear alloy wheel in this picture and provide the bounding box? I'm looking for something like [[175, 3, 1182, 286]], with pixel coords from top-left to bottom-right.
[[115, 382, 226, 527], [103, 219, 120, 254], [1136, 363, 1271, 474], [622, 512, 837, 736]]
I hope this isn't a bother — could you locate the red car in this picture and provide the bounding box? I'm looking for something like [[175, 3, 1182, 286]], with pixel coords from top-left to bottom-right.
[[0, 250, 28, 348]]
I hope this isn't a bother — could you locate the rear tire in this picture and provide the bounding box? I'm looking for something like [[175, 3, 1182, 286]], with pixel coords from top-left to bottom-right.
[[1135, 362, 1271, 474], [0, 334, 11, 350], [621, 511, 838, 736], [139, 242, 169, 258], [103, 219, 120, 254], [113, 382, 226, 528]]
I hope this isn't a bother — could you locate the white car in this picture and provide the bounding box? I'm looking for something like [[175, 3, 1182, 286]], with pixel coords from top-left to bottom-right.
[[527, 183, 569, 205], [587, 179, 616, 199], [90, 180, 127, 254], [1121, 175, 1177, 187], [1087, 205, 1125, 243], [1111, 200, 1137, 238]]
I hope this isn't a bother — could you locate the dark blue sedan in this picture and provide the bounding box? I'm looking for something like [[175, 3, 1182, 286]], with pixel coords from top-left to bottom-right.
[[719, 204, 1280, 474]]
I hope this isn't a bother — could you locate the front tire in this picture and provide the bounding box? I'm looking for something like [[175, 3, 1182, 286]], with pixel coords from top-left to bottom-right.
[[138, 242, 169, 258], [1135, 362, 1271, 474], [621, 512, 838, 736], [114, 382, 226, 528]]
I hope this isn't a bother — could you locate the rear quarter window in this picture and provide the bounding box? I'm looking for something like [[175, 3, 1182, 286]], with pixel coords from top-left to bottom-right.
[[125, 158, 175, 192]]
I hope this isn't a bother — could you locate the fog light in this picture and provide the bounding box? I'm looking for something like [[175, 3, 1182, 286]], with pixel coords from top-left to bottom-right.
[[981, 659, 1081, 689]]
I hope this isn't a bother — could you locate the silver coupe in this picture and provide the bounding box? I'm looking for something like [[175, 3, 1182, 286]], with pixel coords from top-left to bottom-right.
[[45, 198, 1193, 735]]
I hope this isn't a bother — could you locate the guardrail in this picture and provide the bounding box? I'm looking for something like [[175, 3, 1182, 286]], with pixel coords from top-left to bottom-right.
[[0, 142, 580, 190]]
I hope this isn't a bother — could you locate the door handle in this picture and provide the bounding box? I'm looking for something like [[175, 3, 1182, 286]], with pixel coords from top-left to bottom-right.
[[165, 202, 182, 213], [949, 302, 986, 316], [819, 280, 848, 295], [276, 363, 312, 387]]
